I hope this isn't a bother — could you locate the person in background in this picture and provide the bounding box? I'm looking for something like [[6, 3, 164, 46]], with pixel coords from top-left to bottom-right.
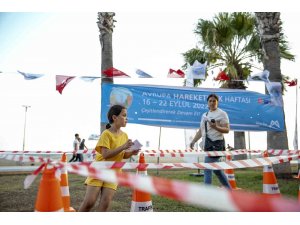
[[226, 144, 234, 151], [69, 133, 80, 162], [79, 105, 140, 212], [190, 93, 231, 189], [75, 138, 88, 162]]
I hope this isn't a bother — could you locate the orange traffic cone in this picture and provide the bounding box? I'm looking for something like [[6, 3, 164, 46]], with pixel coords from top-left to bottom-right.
[[224, 155, 240, 190], [60, 153, 76, 212], [35, 166, 64, 212], [262, 151, 280, 197], [130, 153, 153, 212]]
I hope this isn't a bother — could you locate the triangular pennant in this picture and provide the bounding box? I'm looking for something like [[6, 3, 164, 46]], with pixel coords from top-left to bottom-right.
[[56, 75, 76, 94], [284, 79, 297, 87], [80, 76, 101, 82], [136, 69, 153, 78], [167, 69, 185, 78], [248, 70, 270, 82], [17, 70, 45, 80], [102, 67, 130, 77], [214, 70, 230, 81]]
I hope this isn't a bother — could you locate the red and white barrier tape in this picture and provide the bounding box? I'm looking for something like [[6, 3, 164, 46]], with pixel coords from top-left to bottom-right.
[[1, 149, 299, 156], [0, 149, 97, 155], [84, 154, 300, 170], [142, 150, 299, 157], [1, 153, 299, 211], [1, 154, 298, 171], [66, 163, 300, 212], [1, 152, 298, 190], [0, 154, 54, 164]]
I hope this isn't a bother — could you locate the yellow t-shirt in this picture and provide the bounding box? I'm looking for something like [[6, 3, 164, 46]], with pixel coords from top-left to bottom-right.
[[94, 129, 128, 163], [85, 129, 128, 189]]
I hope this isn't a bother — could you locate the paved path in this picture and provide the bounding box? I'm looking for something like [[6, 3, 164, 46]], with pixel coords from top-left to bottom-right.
[[0, 166, 38, 172]]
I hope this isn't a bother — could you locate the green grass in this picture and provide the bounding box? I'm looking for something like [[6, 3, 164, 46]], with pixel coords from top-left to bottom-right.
[[0, 168, 298, 212]]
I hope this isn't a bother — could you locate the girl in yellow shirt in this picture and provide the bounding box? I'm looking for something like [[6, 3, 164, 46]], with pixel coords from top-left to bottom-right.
[[79, 105, 139, 211]]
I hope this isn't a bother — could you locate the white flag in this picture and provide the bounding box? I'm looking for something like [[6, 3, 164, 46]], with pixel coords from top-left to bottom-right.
[[248, 70, 270, 82], [188, 60, 207, 80], [266, 82, 283, 107]]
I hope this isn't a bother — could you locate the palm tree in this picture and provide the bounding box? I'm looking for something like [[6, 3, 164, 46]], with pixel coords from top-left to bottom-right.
[[183, 13, 260, 158], [255, 12, 294, 178], [97, 12, 116, 133], [183, 12, 294, 160]]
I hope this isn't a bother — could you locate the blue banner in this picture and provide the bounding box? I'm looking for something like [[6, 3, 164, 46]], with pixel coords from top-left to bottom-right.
[[101, 83, 285, 131]]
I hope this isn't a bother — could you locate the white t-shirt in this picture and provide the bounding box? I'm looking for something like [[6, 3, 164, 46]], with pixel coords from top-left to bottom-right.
[[199, 108, 229, 149], [73, 139, 79, 151]]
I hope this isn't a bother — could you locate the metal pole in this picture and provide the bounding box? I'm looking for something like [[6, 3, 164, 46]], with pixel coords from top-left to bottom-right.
[[22, 105, 31, 154], [248, 131, 251, 159], [295, 80, 299, 173], [157, 127, 161, 175]]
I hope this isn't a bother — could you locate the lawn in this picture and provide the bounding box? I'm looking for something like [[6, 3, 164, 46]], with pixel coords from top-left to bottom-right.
[[0, 168, 298, 212]]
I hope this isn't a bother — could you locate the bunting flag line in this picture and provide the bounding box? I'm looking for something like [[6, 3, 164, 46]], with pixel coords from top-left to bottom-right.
[[80, 76, 101, 82], [56, 75, 76, 94], [214, 70, 230, 81], [285, 79, 297, 87], [248, 70, 270, 82], [135, 69, 153, 78], [102, 67, 130, 77], [167, 69, 185, 78], [17, 70, 45, 80]]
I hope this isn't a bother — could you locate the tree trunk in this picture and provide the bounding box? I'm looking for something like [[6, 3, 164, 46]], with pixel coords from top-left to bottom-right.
[[255, 12, 291, 178], [233, 132, 247, 160], [97, 12, 115, 133], [223, 76, 247, 159]]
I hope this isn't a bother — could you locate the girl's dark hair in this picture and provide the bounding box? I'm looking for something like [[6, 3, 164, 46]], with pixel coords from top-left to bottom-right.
[[207, 93, 219, 102], [106, 105, 126, 129]]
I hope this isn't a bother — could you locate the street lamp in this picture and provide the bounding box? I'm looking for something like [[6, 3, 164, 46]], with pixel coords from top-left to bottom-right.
[[22, 105, 31, 153]]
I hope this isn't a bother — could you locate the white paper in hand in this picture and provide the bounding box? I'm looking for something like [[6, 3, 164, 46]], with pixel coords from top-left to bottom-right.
[[127, 139, 143, 152]]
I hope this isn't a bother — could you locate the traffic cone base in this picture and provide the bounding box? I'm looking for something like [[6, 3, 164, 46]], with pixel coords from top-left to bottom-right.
[[262, 165, 281, 197], [60, 153, 76, 212], [130, 200, 153, 212], [130, 153, 153, 212], [35, 167, 64, 212], [224, 155, 240, 190]]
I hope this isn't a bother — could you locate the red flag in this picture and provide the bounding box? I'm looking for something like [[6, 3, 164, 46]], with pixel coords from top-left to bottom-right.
[[284, 79, 297, 87], [167, 69, 185, 78], [56, 75, 75, 94], [214, 70, 230, 81], [102, 67, 130, 77]]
